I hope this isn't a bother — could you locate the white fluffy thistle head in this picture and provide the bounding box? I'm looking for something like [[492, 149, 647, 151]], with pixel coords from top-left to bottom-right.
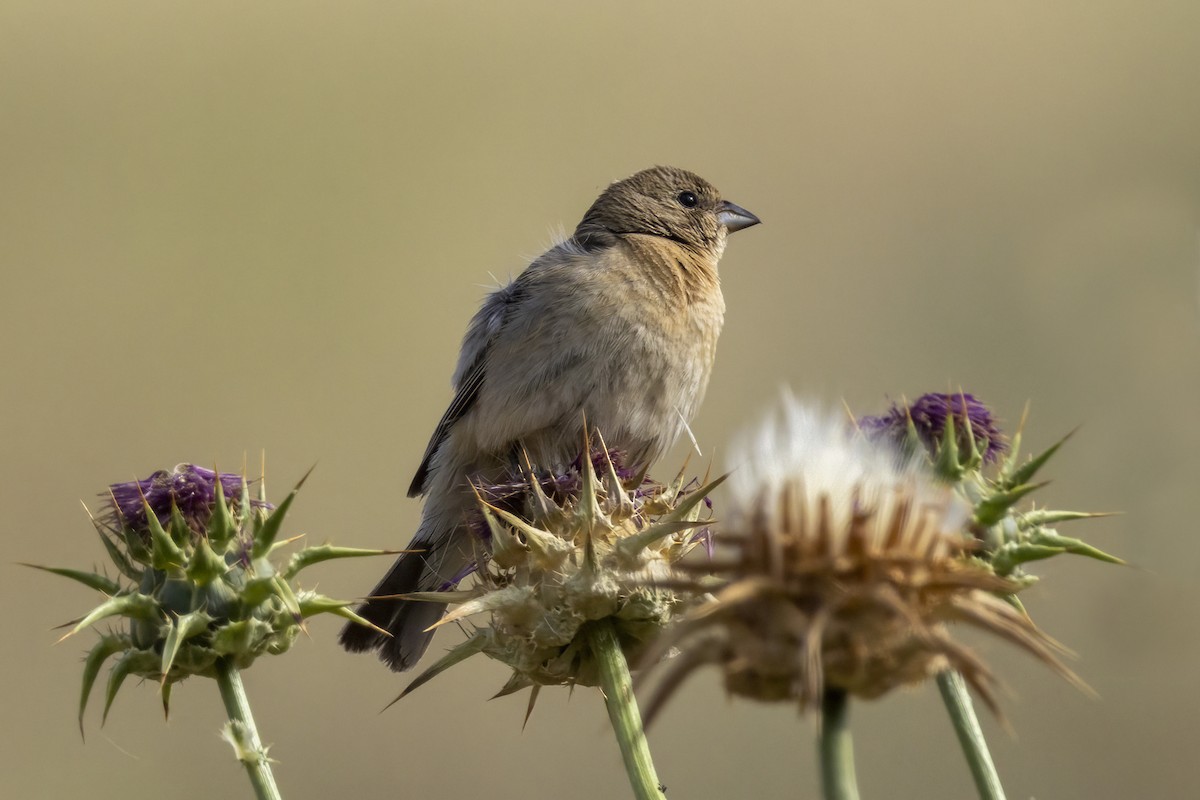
[[729, 393, 972, 560]]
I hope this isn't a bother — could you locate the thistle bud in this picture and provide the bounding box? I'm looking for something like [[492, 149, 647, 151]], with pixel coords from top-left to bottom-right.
[[35, 464, 390, 730]]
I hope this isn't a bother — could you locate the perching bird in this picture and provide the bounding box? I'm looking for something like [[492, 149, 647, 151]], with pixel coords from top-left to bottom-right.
[[339, 166, 759, 670]]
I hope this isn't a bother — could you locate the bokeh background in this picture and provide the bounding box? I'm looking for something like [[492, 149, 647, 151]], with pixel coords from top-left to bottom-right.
[[3, 2, 1197, 798]]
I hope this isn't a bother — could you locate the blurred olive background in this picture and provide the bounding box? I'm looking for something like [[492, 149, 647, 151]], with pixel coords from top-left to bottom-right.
[[3, 2, 1197, 798]]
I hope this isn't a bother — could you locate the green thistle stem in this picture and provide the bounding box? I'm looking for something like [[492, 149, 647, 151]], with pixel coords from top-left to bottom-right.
[[937, 670, 1006, 800], [819, 688, 860, 800], [215, 659, 283, 800], [584, 619, 664, 800]]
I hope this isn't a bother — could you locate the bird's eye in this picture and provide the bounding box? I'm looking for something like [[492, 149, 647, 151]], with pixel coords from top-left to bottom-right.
[[677, 191, 698, 208]]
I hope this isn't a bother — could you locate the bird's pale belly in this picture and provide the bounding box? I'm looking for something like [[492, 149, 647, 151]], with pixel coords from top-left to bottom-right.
[[516, 317, 719, 470]]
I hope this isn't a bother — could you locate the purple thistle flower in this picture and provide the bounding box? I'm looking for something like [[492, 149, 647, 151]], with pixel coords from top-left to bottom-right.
[[859, 393, 1007, 465], [452, 447, 716, 589], [473, 448, 651, 510], [107, 464, 267, 540]]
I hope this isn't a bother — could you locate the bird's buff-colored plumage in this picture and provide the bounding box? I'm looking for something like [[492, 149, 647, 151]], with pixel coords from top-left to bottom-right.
[[339, 166, 760, 670]]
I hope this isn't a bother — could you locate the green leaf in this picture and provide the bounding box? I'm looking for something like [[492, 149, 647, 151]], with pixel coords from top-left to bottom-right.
[[236, 575, 272, 606], [207, 476, 237, 549], [160, 610, 213, 680], [295, 593, 390, 639], [320, 604, 385, 634], [973, 482, 1050, 527], [84, 503, 141, 579], [999, 426, 1024, 481], [265, 534, 306, 557], [240, 576, 277, 607], [186, 536, 228, 586], [1017, 509, 1117, 530], [237, 474, 253, 533], [281, 545, 399, 581], [1002, 593, 1027, 615], [101, 657, 134, 726], [1027, 529, 1124, 565], [957, 392, 984, 471], [94, 527, 141, 579], [102, 650, 158, 725], [901, 406, 923, 455], [168, 501, 192, 548], [294, 593, 350, 618], [251, 467, 312, 559], [79, 634, 130, 736], [271, 575, 302, 619], [992, 543, 1066, 575], [58, 593, 159, 642], [144, 500, 185, 571], [934, 412, 964, 482], [21, 564, 121, 596], [1002, 428, 1076, 490]]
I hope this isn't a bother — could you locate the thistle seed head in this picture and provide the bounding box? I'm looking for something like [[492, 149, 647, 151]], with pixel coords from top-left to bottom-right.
[[399, 439, 720, 706], [641, 398, 1077, 723]]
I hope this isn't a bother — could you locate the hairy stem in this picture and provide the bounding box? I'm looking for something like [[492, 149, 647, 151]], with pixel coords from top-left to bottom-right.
[[215, 658, 283, 800]]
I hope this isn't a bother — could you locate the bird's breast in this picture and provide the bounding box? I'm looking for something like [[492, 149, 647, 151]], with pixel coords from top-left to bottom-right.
[[454, 241, 725, 472], [583, 251, 724, 463]]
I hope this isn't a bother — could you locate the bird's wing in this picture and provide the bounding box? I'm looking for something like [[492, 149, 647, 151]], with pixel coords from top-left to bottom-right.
[[407, 278, 526, 497]]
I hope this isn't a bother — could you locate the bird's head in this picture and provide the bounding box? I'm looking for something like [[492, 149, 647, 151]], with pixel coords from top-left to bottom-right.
[[575, 165, 759, 254]]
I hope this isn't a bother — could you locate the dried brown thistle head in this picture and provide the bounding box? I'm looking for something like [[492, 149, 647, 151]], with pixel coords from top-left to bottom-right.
[[640, 399, 1081, 724]]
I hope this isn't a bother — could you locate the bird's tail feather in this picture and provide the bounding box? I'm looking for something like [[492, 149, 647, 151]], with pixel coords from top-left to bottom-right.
[[338, 552, 447, 671]]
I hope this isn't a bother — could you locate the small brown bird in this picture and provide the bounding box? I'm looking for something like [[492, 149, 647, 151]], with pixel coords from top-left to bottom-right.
[[339, 166, 759, 670]]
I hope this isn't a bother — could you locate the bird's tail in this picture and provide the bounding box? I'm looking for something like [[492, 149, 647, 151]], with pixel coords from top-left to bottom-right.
[[338, 551, 449, 672]]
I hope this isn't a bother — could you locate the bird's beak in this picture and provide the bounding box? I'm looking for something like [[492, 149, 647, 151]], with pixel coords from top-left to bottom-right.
[[717, 201, 761, 233]]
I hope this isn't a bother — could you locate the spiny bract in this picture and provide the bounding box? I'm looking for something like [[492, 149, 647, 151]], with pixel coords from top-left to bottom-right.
[[397, 439, 721, 710]]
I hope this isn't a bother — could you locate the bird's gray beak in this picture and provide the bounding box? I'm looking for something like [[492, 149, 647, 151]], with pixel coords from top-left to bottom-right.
[[717, 200, 761, 233]]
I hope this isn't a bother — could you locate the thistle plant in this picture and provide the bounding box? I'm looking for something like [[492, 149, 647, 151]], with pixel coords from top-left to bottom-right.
[[639, 394, 1115, 800], [392, 434, 720, 800], [855, 392, 1120, 799], [32, 464, 393, 800]]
